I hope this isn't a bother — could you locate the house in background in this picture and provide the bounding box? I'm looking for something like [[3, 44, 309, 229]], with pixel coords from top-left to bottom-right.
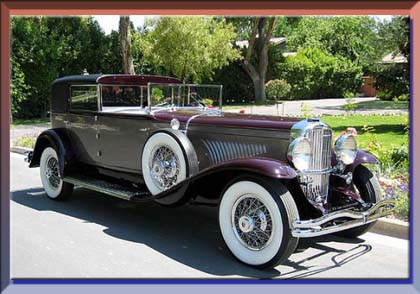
[[359, 51, 408, 97]]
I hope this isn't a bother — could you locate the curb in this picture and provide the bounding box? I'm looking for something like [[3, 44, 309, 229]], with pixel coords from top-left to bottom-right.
[[371, 218, 409, 240], [10, 146, 33, 155], [9, 146, 409, 240]]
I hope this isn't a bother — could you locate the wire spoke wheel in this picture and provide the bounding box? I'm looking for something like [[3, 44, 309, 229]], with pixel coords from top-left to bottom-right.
[[46, 157, 60, 188], [232, 195, 274, 250], [40, 147, 73, 200]]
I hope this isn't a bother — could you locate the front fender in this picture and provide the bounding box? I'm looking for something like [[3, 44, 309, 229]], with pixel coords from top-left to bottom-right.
[[144, 157, 297, 206], [29, 129, 74, 177], [203, 157, 297, 179], [351, 149, 379, 168]]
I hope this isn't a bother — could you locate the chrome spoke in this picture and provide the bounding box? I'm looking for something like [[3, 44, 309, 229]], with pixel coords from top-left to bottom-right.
[[150, 145, 180, 190], [231, 195, 274, 251]]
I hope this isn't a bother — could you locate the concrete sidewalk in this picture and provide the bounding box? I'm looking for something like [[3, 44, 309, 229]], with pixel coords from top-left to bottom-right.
[[225, 97, 409, 116]]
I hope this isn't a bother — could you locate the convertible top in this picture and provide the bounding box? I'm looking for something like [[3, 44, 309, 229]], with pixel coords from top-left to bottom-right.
[[51, 74, 182, 112]]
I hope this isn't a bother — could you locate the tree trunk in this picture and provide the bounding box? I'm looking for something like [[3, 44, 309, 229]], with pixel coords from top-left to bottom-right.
[[242, 17, 275, 103], [252, 77, 266, 102], [119, 16, 135, 75]]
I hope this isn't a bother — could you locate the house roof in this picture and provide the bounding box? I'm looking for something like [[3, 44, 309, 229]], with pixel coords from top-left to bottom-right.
[[381, 52, 408, 64], [235, 37, 286, 49]]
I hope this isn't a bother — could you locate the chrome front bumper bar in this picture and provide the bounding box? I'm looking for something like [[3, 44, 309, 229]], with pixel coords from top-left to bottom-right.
[[291, 199, 395, 238]]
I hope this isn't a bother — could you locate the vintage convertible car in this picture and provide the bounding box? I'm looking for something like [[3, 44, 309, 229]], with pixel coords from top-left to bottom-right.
[[26, 74, 394, 268]]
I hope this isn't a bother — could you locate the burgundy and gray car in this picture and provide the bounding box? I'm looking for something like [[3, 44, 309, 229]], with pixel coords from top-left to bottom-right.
[[26, 74, 395, 268]]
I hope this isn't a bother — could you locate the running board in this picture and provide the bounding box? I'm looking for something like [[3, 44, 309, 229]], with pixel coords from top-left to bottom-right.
[[63, 174, 153, 202]]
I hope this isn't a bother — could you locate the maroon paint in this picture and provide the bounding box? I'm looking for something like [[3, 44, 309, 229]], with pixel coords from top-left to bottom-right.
[[353, 149, 379, 166], [154, 110, 300, 130]]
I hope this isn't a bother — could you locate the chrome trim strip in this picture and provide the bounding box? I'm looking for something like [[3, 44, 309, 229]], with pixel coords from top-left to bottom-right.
[[291, 199, 395, 238], [185, 109, 222, 135]]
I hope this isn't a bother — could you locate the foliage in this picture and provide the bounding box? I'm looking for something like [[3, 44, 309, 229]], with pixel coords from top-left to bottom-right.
[[287, 16, 378, 70], [14, 135, 37, 148], [342, 97, 357, 112], [140, 17, 241, 82], [265, 79, 291, 100], [379, 174, 409, 221], [300, 102, 312, 118], [279, 48, 363, 99], [201, 98, 214, 107], [150, 88, 164, 105], [374, 63, 409, 101], [204, 61, 254, 104], [11, 16, 113, 118], [376, 17, 410, 66]]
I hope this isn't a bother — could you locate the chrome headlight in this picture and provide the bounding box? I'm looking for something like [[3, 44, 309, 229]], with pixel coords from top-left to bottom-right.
[[288, 137, 311, 171], [335, 134, 357, 165]]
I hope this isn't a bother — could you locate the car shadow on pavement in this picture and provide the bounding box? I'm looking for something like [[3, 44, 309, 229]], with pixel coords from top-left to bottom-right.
[[11, 187, 372, 279]]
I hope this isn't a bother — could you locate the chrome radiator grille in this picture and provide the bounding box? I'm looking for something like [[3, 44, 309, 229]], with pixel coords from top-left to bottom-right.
[[302, 126, 333, 204]]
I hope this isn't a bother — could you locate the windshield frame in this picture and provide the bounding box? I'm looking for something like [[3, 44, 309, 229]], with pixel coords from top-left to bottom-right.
[[147, 82, 223, 113]]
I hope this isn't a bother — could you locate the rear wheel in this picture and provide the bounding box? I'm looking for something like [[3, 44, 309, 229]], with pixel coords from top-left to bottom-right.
[[40, 147, 73, 200], [335, 165, 382, 238], [218, 178, 299, 268]]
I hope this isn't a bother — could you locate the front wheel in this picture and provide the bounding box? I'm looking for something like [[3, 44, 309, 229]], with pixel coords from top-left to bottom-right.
[[40, 147, 73, 200], [335, 165, 382, 238], [218, 178, 299, 268]]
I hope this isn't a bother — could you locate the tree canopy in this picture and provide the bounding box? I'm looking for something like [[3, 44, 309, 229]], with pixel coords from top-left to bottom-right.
[[10, 15, 409, 119], [140, 17, 241, 82]]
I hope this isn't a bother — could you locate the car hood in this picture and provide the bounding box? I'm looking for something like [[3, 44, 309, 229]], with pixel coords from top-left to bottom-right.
[[153, 110, 301, 130]]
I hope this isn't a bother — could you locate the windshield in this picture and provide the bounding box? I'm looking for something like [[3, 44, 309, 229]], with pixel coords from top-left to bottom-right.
[[147, 83, 222, 111]]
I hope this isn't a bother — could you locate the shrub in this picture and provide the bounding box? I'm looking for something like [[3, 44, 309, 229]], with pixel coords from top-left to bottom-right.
[[374, 63, 409, 101], [343, 97, 357, 112], [279, 48, 363, 99], [14, 135, 36, 148], [201, 98, 214, 107], [265, 79, 291, 100]]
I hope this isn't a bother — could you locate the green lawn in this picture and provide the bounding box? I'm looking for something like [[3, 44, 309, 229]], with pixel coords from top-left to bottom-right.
[[354, 100, 409, 111], [322, 115, 409, 150], [11, 118, 50, 128]]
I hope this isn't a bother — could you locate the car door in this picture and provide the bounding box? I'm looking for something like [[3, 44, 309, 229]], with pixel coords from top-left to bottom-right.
[[96, 114, 152, 173], [96, 84, 154, 173], [65, 85, 100, 165]]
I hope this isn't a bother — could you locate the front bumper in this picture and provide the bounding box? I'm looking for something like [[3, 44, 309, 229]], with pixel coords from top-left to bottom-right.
[[24, 151, 33, 163], [291, 199, 395, 238]]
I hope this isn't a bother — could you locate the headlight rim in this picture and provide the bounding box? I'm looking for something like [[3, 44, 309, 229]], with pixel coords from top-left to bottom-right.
[[288, 137, 312, 172], [335, 133, 358, 165]]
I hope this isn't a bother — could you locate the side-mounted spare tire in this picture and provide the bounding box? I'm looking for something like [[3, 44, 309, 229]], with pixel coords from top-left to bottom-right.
[[141, 129, 199, 205]]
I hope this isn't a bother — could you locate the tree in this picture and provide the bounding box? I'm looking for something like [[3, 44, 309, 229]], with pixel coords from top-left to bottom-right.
[[287, 17, 378, 70], [119, 16, 135, 75], [11, 16, 110, 118], [140, 17, 240, 82], [242, 17, 276, 102]]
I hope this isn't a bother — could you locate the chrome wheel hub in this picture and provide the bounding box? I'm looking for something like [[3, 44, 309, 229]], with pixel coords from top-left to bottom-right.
[[46, 157, 60, 188], [238, 216, 254, 233], [150, 145, 180, 190], [232, 195, 274, 250]]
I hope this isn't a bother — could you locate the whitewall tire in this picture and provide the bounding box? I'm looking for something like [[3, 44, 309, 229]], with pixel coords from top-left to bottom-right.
[[40, 147, 73, 200], [142, 132, 187, 195], [219, 179, 299, 268]]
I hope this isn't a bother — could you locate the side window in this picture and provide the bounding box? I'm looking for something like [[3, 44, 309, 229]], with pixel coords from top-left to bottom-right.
[[70, 85, 98, 111], [101, 85, 143, 107]]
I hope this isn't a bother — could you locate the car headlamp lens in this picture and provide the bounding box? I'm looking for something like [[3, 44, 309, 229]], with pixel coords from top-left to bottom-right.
[[335, 134, 357, 165], [288, 137, 311, 171]]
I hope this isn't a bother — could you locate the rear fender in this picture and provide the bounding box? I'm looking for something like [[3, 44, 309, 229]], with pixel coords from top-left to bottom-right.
[[29, 129, 75, 177]]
